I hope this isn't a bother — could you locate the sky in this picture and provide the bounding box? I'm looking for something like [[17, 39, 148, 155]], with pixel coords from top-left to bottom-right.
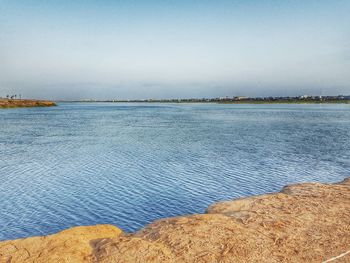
[[0, 0, 350, 100]]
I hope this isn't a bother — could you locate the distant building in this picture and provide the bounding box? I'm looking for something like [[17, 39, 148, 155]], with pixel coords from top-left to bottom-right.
[[234, 96, 248, 100]]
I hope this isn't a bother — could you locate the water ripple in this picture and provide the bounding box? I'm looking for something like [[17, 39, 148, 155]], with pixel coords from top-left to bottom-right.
[[0, 103, 349, 240]]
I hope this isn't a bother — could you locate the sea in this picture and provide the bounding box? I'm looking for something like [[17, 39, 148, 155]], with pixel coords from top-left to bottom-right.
[[0, 102, 349, 240]]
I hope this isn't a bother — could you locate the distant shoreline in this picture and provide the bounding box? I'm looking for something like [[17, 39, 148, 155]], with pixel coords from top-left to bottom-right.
[[218, 100, 350, 104], [0, 99, 56, 108], [56, 95, 350, 104], [58, 100, 350, 104]]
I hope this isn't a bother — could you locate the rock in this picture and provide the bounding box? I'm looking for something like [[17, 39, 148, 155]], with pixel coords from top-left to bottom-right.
[[0, 225, 122, 263], [0, 99, 56, 108], [93, 178, 350, 262]]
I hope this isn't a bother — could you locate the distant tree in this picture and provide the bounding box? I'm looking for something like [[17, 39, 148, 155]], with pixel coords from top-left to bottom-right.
[[6, 95, 9, 99]]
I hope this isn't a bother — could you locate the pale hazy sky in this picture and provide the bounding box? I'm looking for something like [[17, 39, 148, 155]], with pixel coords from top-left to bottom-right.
[[1, 0, 350, 99]]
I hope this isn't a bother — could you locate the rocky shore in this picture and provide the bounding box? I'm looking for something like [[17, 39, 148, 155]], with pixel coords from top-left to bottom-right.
[[1, 178, 349, 263], [0, 99, 56, 108]]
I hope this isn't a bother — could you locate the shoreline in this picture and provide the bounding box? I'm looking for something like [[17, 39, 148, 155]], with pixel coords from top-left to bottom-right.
[[0, 99, 56, 108], [0, 177, 349, 262], [58, 100, 350, 104]]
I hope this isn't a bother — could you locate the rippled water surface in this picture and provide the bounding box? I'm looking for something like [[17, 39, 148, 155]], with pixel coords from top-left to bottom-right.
[[0, 103, 349, 240]]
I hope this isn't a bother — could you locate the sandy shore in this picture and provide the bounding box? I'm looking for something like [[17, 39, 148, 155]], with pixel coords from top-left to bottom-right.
[[0, 177, 349, 262], [0, 99, 56, 108]]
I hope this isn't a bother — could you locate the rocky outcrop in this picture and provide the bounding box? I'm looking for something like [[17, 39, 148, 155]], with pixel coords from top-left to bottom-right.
[[0, 99, 56, 108], [0, 225, 121, 263], [1, 178, 349, 262]]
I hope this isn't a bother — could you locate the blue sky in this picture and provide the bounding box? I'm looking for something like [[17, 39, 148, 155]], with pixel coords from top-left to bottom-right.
[[1, 0, 350, 99]]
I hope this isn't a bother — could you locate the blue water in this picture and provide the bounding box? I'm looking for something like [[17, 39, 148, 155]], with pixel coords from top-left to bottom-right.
[[0, 103, 349, 240]]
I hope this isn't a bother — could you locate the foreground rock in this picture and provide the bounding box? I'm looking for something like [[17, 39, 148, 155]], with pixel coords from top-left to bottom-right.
[[1, 178, 349, 262], [0, 225, 121, 263], [0, 99, 56, 108]]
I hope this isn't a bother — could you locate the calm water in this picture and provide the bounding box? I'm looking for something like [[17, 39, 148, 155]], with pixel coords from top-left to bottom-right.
[[0, 103, 349, 240]]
